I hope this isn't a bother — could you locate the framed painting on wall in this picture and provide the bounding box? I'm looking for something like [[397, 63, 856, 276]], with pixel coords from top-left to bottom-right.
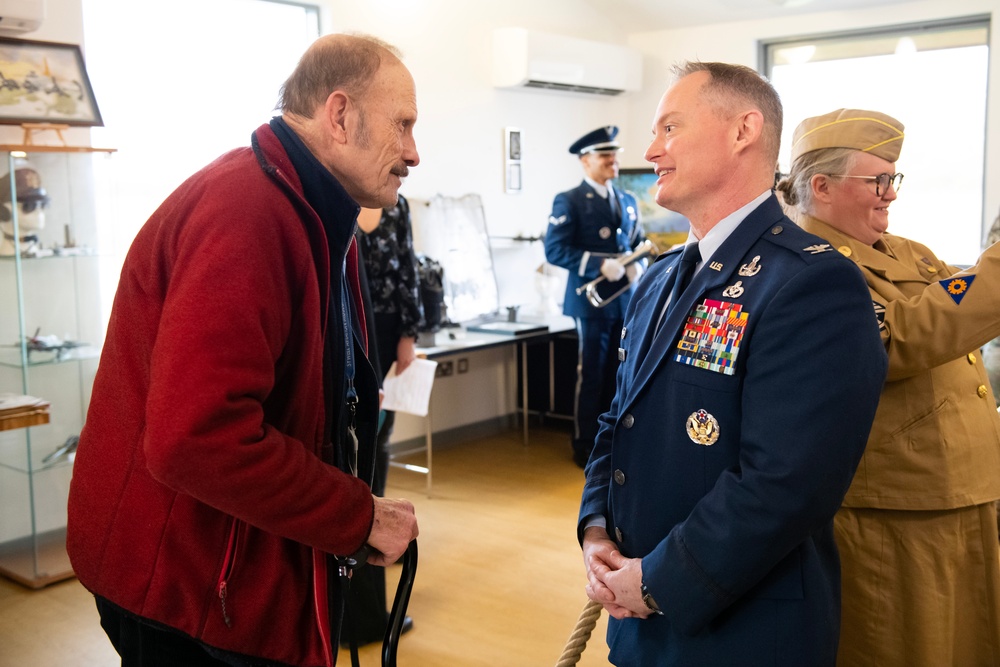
[[615, 167, 689, 250], [0, 38, 103, 127]]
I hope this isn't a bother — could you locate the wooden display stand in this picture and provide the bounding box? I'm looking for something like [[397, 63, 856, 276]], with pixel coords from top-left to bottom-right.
[[0, 124, 116, 155], [21, 123, 70, 147]]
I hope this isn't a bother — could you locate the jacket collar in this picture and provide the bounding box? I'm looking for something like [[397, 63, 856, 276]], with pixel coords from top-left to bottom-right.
[[269, 117, 360, 253]]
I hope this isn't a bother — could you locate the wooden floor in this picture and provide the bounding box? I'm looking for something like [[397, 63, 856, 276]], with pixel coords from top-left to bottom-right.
[[0, 424, 611, 667]]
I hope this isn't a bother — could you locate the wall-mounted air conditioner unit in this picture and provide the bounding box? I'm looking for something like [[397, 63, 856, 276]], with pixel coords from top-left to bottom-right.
[[492, 27, 642, 97], [0, 0, 44, 35]]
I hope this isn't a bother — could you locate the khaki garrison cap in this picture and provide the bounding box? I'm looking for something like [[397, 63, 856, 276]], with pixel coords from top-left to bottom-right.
[[790, 109, 904, 163]]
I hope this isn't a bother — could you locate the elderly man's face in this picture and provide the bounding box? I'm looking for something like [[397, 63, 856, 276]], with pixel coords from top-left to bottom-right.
[[823, 151, 898, 245], [347, 62, 420, 209]]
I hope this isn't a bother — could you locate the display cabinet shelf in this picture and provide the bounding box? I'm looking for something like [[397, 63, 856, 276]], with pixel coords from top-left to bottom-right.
[[0, 147, 114, 588]]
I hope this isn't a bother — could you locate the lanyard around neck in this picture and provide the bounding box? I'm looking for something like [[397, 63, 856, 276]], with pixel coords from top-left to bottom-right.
[[341, 264, 360, 477]]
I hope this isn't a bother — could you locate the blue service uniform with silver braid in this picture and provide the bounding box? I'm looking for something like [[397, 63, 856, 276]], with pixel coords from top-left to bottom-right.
[[545, 125, 646, 467]]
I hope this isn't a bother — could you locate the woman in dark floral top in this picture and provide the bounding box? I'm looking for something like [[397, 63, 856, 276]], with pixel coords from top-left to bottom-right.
[[347, 193, 422, 644], [357, 193, 423, 366]]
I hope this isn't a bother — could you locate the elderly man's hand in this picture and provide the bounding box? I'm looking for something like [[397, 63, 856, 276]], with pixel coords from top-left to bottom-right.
[[366, 496, 418, 566]]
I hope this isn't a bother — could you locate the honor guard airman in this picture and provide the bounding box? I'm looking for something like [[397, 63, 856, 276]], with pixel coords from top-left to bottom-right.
[[544, 125, 646, 468]]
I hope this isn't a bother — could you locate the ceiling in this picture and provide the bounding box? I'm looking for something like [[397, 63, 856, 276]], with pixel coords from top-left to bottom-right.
[[582, 0, 915, 31]]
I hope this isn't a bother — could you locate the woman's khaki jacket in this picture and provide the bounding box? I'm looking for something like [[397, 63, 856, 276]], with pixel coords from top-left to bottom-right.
[[800, 216, 1000, 510]]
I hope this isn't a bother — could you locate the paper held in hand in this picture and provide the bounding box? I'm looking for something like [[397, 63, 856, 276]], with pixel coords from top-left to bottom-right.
[[381, 358, 438, 417]]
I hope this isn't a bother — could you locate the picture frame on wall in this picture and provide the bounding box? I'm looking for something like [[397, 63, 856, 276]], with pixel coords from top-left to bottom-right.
[[615, 167, 689, 249], [0, 37, 103, 127]]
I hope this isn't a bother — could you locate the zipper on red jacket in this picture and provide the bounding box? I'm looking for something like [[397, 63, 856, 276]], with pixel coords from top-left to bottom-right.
[[312, 549, 334, 666], [216, 519, 243, 628]]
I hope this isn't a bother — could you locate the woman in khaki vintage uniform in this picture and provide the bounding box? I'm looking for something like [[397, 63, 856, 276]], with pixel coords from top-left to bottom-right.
[[777, 108, 1000, 667]]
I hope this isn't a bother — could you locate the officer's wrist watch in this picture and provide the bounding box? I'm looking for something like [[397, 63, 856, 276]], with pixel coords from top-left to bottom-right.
[[640, 581, 663, 615]]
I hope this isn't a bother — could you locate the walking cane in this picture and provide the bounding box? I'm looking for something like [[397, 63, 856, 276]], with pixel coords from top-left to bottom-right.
[[556, 599, 602, 666], [382, 541, 418, 667], [341, 540, 418, 667]]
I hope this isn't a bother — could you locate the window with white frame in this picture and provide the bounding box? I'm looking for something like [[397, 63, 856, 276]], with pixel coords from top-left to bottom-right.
[[81, 0, 320, 316], [763, 16, 989, 265]]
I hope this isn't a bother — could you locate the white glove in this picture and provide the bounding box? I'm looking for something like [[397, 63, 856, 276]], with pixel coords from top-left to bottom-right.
[[626, 261, 644, 283], [600, 257, 626, 282]]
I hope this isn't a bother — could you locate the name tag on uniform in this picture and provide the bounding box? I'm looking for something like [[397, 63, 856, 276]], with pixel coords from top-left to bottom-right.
[[674, 299, 748, 375]]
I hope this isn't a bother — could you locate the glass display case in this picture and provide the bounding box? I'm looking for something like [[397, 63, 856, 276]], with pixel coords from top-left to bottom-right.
[[0, 145, 114, 588]]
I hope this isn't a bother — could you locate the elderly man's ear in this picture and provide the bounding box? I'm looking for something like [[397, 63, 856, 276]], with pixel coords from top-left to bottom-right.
[[323, 91, 352, 144]]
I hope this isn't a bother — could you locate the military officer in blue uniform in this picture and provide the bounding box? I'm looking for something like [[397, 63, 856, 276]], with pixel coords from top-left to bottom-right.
[[545, 125, 646, 468], [578, 62, 887, 667]]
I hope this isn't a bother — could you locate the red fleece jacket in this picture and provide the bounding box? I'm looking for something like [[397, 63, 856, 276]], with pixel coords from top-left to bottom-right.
[[67, 124, 374, 666]]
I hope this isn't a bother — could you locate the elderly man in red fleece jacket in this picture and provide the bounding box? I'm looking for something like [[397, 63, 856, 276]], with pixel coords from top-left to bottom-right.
[[67, 33, 419, 667]]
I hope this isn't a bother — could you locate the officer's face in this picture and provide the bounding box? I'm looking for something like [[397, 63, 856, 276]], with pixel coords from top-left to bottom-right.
[[821, 151, 898, 245], [581, 151, 618, 185], [341, 62, 420, 209], [644, 71, 736, 219]]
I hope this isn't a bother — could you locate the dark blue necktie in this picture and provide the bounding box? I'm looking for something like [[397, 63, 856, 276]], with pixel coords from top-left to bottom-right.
[[656, 242, 700, 333], [668, 242, 700, 310]]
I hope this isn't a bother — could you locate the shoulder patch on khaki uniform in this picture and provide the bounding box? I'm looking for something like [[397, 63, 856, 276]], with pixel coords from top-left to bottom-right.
[[939, 275, 976, 305]]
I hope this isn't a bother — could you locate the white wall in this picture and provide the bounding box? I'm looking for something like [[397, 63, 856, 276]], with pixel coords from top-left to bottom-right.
[[20, 0, 1000, 445], [318, 0, 640, 313], [318, 0, 642, 441]]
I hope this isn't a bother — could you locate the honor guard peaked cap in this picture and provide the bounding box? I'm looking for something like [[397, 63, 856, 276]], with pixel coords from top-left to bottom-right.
[[569, 125, 622, 156], [790, 109, 905, 164]]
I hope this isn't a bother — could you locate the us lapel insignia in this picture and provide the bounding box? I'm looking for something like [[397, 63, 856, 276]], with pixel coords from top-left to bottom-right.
[[599, 226, 612, 239], [686, 409, 720, 446], [722, 281, 745, 299], [940, 275, 976, 305], [738, 256, 761, 276], [803, 244, 832, 254], [709, 261, 724, 271]]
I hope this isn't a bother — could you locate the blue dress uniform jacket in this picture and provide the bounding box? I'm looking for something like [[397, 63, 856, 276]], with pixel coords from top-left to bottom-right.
[[579, 195, 887, 667], [545, 181, 644, 319]]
